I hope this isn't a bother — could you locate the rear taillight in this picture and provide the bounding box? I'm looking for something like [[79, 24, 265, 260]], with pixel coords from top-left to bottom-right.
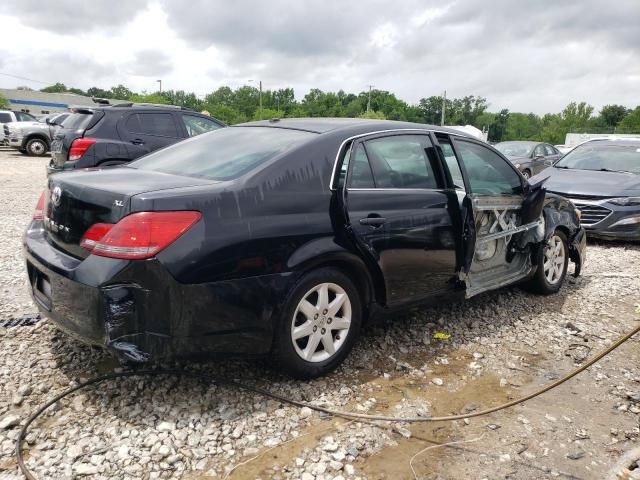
[[68, 137, 96, 161], [33, 191, 45, 221], [80, 223, 113, 250], [82, 211, 201, 260]]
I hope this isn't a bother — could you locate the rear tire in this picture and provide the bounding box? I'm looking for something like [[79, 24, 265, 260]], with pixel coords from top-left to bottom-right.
[[272, 268, 361, 379], [525, 230, 569, 294], [25, 138, 48, 157]]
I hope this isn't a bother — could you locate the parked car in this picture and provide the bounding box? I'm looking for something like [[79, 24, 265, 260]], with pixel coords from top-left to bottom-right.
[[533, 138, 640, 240], [5, 112, 69, 156], [48, 104, 225, 174], [1, 110, 38, 146], [494, 141, 562, 179], [24, 119, 586, 378]]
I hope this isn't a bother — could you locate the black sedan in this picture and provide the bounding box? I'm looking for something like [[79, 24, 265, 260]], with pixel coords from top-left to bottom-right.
[[24, 119, 586, 378], [494, 141, 561, 179], [533, 138, 640, 240]]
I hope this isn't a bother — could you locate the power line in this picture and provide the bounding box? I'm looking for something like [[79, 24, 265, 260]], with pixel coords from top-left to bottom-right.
[[0, 72, 52, 85]]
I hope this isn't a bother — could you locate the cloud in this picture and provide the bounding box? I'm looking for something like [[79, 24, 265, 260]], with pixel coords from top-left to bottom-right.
[[127, 49, 173, 77], [0, 0, 149, 33], [0, 0, 638, 114]]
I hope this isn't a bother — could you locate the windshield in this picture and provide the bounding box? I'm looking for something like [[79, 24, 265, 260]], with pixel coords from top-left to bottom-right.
[[61, 113, 93, 130], [495, 142, 534, 157], [554, 143, 640, 174], [132, 126, 315, 181]]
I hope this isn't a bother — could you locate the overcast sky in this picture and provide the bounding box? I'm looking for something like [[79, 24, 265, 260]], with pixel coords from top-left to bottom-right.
[[0, 0, 638, 114]]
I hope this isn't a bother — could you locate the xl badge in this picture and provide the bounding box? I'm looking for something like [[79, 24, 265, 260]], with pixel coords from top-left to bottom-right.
[[50, 186, 62, 207]]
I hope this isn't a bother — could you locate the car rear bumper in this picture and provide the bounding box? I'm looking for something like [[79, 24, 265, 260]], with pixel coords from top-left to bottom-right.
[[24, 226, 289, 362]]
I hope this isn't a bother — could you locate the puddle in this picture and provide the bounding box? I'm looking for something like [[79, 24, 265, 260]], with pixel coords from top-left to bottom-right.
[[358, 358, 520, 480]]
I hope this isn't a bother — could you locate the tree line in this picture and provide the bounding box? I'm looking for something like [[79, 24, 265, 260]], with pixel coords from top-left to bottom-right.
[[4, 82, 640, 144]]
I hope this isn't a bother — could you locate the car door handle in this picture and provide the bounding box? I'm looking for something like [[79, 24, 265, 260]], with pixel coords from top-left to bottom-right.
[[359, 216, 386, 227], [131, 138, 145, 145]]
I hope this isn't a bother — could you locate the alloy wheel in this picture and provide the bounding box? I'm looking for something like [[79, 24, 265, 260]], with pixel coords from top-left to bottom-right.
[[543, 234, 566, 284], [291, 282, 352, 363]]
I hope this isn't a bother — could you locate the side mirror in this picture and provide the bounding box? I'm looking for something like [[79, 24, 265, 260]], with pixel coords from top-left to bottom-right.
[[45, 118, 52, 125]]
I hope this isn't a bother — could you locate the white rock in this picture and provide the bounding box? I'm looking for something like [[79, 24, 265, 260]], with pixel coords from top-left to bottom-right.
[[0, 414, 20, 429], [300, 407, 313, 419], [75, 464, 99, 476], [431, 378, 444, 386], [158, 445, 171, 457], [344, 464, 355, 475], [301, 473, 314, 480], [157, 421, 175, 432]]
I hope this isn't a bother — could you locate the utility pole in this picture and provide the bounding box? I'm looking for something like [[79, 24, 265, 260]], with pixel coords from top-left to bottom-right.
[[157, 79, 162, 94], [259, 80, 263, 120], [367, 85, 374, 112], [441, 89, 446, 126]]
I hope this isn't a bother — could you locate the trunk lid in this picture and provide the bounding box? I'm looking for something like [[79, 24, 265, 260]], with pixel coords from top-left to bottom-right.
[[44, 168, 214, 259]]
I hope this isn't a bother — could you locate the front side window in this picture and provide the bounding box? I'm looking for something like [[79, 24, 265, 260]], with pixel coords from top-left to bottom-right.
[[455, 140, 523, 195], [534, 144, 546, 157], [182, 114, 221, 137], [132, 126, 315, 180], [363, 135, 438, 189], [126, 113, 178, 137], [544, 145, 557, 156]]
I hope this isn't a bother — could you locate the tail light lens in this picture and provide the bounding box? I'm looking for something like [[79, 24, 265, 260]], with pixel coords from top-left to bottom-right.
[[80, 223, 113, 250], [68, 137, 96, 161], [81, 211, 201, 260], [33, 191, 45, 221]]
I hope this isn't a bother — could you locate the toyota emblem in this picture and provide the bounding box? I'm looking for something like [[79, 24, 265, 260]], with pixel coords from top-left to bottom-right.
[[51, 186, 62, 207]]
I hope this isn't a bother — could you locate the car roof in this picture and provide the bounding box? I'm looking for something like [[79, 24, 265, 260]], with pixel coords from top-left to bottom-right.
[[236, 117, 471, 137]]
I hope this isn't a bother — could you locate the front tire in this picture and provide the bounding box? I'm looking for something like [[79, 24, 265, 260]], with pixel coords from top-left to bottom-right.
[[25, 138, 48, 157], [526, 230, 569, 294], [522, 169, 531, 180], [273, 268, 361, 379]]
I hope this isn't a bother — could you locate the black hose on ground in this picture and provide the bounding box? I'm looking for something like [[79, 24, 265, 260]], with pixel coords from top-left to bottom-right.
[[15, 322, 640, 480]]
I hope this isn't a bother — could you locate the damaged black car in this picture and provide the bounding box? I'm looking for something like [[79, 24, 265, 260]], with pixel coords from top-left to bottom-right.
[[23, 119, 586, 378]]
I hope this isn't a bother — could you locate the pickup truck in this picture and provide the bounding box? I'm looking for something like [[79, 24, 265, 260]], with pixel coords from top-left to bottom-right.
[[0, 110, 38, 146], [5, 112, 69, 156]]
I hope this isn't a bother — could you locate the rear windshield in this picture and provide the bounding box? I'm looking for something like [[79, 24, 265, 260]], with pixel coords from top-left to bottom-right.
[[61, 113, 93, 130], [555, 143, 640, 174], [131, 126, 315, 180]]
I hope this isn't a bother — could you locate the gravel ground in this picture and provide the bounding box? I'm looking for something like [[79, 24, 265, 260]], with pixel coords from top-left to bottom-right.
[[0, 147, 639, 480]]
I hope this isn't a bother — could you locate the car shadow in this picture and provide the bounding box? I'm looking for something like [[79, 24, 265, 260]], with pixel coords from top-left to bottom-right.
[[42, 268, 593, 430]]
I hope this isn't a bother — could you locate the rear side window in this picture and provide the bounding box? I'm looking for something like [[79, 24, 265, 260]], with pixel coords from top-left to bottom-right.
[[62, 113, 93, 130], [364, 135, 438, 189], [132, 126, 315, 180], [182, 114, 221, 137], [348, 144, 375, 188], [455, 140, 522, 195], [0, 113, 10, 123], [126, 113, 178, 137]]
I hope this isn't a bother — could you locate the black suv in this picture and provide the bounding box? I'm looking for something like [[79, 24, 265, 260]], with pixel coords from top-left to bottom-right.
[[48, 104, 224, 174]]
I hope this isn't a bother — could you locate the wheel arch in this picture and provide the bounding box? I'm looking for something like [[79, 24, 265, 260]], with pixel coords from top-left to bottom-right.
[[25, 134, 50, 148], [286, 238, 386, 318]]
